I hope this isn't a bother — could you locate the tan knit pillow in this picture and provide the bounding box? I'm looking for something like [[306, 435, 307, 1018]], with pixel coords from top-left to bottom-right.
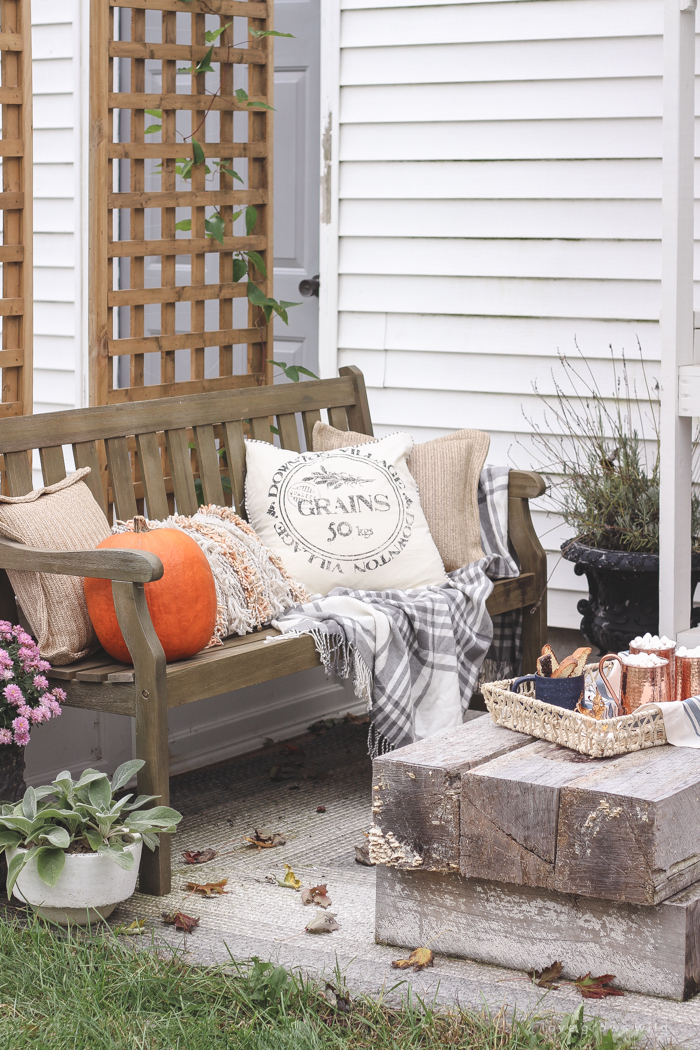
[[0, 468, 111, 664], [312, 422, 490, 571]]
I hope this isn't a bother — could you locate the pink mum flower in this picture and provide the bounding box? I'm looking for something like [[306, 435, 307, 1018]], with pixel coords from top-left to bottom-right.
[[12, 716, 30, 745], [17, 704, 31, 720], [51, 688, 66, 704], [0, 728, 11, 744], [32, 675, 48, 692], [44, 698, 61, 717], [38, 660, 51, 673], [0, 670, 12, 682], [29, 707, 47, 724], [0, 650, 12, 669], [3, 684, 23, 706]]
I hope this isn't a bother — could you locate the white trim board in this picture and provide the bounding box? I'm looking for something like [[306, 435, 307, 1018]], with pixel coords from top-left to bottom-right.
[[318, 0, 341, 378]]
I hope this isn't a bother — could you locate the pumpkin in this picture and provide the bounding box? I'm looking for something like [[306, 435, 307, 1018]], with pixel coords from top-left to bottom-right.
[[84, 516, 218, 664]]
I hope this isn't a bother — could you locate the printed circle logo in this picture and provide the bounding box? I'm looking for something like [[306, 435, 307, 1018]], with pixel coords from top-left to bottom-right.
[[277, 452, 411, 565]]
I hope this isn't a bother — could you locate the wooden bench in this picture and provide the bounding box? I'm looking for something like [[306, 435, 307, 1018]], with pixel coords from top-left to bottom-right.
[[0, 366, 546, 895]]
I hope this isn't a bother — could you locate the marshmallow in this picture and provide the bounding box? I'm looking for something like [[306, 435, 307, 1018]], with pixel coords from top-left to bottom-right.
[[629, 634, 675, 650], [676, 645, 700, 658], [621, 652, 667, 667]]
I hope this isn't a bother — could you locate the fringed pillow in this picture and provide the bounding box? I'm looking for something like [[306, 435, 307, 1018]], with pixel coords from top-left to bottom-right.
[[114, 505, 307, 644]]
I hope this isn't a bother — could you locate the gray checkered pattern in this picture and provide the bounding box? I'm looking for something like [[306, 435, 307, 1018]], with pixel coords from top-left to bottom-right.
[[274, 466, 522, 751]]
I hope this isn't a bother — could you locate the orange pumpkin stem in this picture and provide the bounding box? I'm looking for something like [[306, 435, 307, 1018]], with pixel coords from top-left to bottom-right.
[[133, 515, 150, 533]]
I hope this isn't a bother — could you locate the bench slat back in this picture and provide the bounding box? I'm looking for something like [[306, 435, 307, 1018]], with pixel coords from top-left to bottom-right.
[[0, 368, 372, 522]]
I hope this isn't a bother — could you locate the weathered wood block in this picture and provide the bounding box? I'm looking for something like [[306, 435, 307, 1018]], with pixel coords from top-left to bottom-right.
[[372, 716, 700, 905], [375, 866, 700, 1001], [371, 716, 532, 871], [460, 737, 588, 891], [554, 745, 700, 905], [461, 738, 700, 905]]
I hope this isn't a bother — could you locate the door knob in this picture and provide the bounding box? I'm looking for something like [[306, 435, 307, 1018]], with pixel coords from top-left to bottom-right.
[[298, 274, 319, 298]]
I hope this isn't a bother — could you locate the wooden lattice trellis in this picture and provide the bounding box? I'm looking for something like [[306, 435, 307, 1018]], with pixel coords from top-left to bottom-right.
[[0, 0, 31, 417], [89, 0, 275, 406]]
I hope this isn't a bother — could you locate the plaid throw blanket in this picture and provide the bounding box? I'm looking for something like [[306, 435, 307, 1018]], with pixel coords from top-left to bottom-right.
[[272, 466, 521, 751]]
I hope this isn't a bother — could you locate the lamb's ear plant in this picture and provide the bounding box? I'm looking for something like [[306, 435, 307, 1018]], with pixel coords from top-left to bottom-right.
[[0, 760, 182, 899]]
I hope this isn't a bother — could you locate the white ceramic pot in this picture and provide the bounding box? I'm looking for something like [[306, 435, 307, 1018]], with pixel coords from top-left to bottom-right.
[[7, 838, 143, 925]]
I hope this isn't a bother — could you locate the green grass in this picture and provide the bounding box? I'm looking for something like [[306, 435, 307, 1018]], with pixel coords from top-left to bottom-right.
[[0, 914, 645, 1050]]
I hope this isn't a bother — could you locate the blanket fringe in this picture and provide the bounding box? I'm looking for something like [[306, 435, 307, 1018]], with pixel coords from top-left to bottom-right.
[[367, 722, 394, 759]]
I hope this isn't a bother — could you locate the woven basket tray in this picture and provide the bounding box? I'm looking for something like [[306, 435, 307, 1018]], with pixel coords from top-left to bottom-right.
[[481, 665, 667, 758]]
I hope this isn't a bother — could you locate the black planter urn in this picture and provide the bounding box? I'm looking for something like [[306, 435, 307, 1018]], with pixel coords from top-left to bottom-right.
[[0, 744, 25, 803], [561, 540, 700, 656]]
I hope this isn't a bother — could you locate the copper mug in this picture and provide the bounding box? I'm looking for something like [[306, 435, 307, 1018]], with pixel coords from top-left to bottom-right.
[[599, 653, 669, 715], [629, 640, 676, 696], [675, 653, 700, 701]]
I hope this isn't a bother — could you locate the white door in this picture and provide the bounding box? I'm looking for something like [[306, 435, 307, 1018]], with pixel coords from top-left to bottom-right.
[[272, 0, 321, 381]]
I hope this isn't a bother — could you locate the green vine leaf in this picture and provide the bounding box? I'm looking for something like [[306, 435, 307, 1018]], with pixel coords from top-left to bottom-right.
[[247, 283, 299, 325], [245, 250, 267, 278], [231, 257, 248, 283], [178, 46, 215, 76], [268, 360, 319, 382], [205, 21, 232, 43], [192, 139, 206, 165], [215, 162, 243, 184], [249, 29, 294, 38], [174, 219, 192, 232], [245, 206, 257, 236], [205, 212, 225, 245], [175, 158, 194, 180]]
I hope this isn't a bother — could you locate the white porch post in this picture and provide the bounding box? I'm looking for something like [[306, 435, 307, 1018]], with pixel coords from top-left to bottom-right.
[[659, 0, 696, 641]]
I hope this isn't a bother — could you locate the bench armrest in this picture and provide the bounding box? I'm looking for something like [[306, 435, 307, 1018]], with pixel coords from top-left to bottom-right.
[[0, 538, 163, 583], [506, 469, 547, 672]]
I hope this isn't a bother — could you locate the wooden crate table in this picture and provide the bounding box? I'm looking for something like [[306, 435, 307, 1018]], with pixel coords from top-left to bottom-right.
[[372, 716, 700, 999]]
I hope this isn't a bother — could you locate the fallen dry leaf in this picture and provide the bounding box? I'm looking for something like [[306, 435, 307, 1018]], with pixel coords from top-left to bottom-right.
[[162, 911, 200, 933], [113, 918, 147, 936], [316, 805, 326, 813], [245, 829, 286, 850], [528, 961, 563, 989], [308, 717, 342, 734], [391, 947, 434, 972], [323, 983, 351, 1012], [301, 884, 332, 909], [354, 843, 373, 866], [278, 864, 301, 890], [345, 711, 370, 725], [182, 848, 217, 865], [270, 764, 298, 781], [281, 743, 305, 755], [306, 910, 340, 934], [574, 973, 624, 999], [185, 879, 228, 897]]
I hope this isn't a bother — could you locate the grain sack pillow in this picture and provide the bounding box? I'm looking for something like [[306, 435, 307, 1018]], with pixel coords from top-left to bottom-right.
[[312, 422, 490, 571], [244, 432, 447, 595], [0, 468, 111, 664]]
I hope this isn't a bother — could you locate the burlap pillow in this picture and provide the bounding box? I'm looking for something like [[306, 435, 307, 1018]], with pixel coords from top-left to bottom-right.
[[312, 422, 490, 571], [0, 468, 111, 664]]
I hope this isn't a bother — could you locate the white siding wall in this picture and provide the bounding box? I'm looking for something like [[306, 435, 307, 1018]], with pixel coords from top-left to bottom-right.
[[327, 0, 670, 627], [32, 0, 87, 416]]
